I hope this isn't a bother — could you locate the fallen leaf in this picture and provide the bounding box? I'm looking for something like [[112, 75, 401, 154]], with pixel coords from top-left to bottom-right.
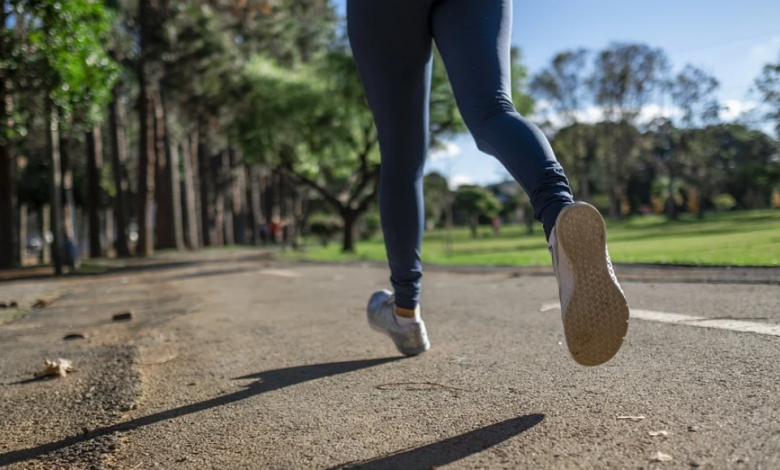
[[617, 415, 646, 421], [36, 358, 74, 378], [648, 430, 668, 437], [650, 451, 673, 462], [33, 298, 51, 309]]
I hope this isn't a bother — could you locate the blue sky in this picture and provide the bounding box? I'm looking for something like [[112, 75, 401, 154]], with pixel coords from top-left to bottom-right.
[[332, 0, 780, 187]]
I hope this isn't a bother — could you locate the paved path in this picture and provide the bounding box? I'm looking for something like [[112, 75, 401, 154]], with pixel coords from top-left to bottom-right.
[[1, 251, 779, 469]]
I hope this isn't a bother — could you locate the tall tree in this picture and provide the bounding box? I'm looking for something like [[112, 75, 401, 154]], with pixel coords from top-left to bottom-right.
[[754, 53, 780, 138], [86, 125, 103, 257], [0, 0, 19, 269], [531, 48, 589, 126], [108, 84, 131, 257], [669, 65, 720, 218], [588, 43, 669, 217], [13, 0, 118, 271], [452, 186, 503, 239], [235, 46, 481, 252]]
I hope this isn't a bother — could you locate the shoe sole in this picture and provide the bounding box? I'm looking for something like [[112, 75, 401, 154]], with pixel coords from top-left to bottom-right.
[[369, 323, 430, 357], [556, 203, 629, 366]]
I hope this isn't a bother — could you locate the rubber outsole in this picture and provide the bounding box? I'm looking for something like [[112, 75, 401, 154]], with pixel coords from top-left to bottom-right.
[[369, 323, 430, 357], [555, 203, 629, 366]]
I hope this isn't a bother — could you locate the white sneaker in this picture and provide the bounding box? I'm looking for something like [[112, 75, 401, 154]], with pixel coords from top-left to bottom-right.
[[367, 290, 430, 356], [549, 202, 629, 366]]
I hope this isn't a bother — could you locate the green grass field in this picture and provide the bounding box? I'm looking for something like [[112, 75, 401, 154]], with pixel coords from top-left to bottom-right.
[[283, 210, 780, 267]]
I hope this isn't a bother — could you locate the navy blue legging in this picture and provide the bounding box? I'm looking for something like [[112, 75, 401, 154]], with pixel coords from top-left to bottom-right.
[[348, 0, 574, 310]]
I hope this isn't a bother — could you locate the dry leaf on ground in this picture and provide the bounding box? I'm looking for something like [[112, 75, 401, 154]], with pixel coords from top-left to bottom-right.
[[617, 415, 646, 421], [36, 358, 74, 378], [650, 451, 673, 462]]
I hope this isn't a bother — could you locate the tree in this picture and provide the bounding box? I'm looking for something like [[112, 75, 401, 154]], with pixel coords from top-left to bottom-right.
[[668, 65, 720, 218], [588, 43, 669, 218], [9, 0, 118, 272], [550, 123, 598, 200], [235, 49, 466, 252], [709, 124, 780, 209], [0, 0, 19, 269], [453, 186, 502, 239], [754, 53, 780, 138], [531, 48, 589, 126], [423, 171, 450, 229]]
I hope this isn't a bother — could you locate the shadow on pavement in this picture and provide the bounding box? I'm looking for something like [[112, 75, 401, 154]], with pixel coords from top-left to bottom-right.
[[168, 266, 263, 281], [326, 414, 545, 470], [0, 357, 401, 467]]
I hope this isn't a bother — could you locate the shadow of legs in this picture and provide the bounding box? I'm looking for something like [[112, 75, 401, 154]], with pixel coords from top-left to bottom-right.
[[327, 413, 545, 470], [0, 357, 401, 467]]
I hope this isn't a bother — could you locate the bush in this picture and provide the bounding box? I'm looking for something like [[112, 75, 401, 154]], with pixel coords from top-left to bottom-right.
[[309, 216, 342, 246], [714, 194, 737, 212], [360, 210, 381, 241]]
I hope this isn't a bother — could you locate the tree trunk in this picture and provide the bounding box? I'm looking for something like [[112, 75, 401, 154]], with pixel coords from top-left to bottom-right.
[[609, 191, 620, 220], [47, 105, 64, 275], [188, 126, 203, 247], [163, 95, 184, 250], [211, 149, 226, 246], [154, 92, 176, 249], [0, 2, 18, 269], [666, 173, 678, 220], [197, 118, 215, 246], [136, 87, 156, 257], [264, 170, 275, 242], [220, 148, 234, 246], [230, 148, 247, 245], [341, 210, 359, 253], [180, 127, 199, 249], [579, 171, 590, 202], [104, 208, 114, 257], [109, 87, 131, 257], [0, 130, 15, 269], [18, 203, 26, 266], [60, 135, 77, 248], [86, 125, 103, 257], [41, 204, 51, 264], [245, 165, 262, 245], [469, 216, 478, 239]]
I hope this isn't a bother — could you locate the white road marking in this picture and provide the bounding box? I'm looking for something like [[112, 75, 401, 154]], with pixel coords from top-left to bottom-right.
[[540, 302, 780, 337], [259, 269, 301, 278]]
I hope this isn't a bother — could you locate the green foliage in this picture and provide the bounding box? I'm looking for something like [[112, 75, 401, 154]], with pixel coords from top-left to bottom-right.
[[308, 214, 341, 246], [17, 0, 119, 124], [360, 210, 380, 240], [423, 171, 450, 227], [531, 48, 589, 124], [287, 210, 780, 267], [671, 64, 720, 128], [754, 53, 780, 138], [714, 194, 737, 211], [589, 42, 669, 122], [453, 186, 503, 222]]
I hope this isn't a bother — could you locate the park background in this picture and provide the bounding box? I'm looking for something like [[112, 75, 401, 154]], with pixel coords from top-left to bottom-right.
[[1, 0, 780, 275]]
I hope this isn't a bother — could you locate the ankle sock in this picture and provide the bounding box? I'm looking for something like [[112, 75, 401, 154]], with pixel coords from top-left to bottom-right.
[[395, 306, 421, 325]]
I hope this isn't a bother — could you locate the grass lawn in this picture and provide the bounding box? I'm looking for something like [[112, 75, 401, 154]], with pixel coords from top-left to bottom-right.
[[283, 210, 780, 267]]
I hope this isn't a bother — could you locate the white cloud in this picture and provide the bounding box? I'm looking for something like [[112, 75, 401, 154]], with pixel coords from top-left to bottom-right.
[[449, 174, 474, 190], [721, 99, 757, 121], [429, 142, 461, 161], [751, 36, 780, 61]]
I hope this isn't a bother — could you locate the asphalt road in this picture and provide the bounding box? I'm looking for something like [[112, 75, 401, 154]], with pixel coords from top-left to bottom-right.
[[1, 251, 779, 469]]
